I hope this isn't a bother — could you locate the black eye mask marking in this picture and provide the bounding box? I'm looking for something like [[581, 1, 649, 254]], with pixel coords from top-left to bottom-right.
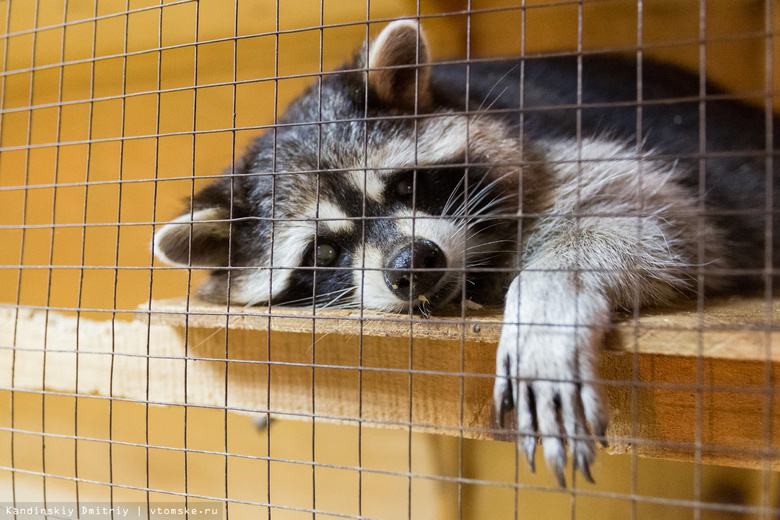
[[384, 164, 495, 216]]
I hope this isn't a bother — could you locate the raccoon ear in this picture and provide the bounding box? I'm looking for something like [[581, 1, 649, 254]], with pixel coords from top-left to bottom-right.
[[154, 207, 230, 267], [367, 20, 431, 110]]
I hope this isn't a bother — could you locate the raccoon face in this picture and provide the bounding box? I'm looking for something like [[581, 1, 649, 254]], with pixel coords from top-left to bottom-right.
[[154, 20, 523, 313]]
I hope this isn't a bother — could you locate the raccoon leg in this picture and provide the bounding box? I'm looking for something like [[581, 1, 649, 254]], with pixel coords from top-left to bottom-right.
[[493, 210, 714, 485], [491, 136, 729, 485], [493, 265, 610, 487]]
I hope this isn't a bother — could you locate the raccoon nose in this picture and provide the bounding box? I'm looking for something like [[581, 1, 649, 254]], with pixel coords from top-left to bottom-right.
[[384, 239, 447, 300]]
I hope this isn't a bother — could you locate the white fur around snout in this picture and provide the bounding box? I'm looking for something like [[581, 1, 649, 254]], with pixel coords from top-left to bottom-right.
[[352, 245, 400, 311]]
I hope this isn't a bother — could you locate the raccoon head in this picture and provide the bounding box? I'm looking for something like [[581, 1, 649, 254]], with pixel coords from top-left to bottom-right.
[[154, 20, 524, 313]]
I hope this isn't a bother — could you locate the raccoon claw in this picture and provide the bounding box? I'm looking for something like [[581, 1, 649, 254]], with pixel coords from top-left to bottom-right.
[[505, 376, 600, 488], [550, 456, 568, 488], [493, 366, 514, 429], [577, 453, 595, 484], [494, 372, 543, 474], [523, 435, 537, 473]]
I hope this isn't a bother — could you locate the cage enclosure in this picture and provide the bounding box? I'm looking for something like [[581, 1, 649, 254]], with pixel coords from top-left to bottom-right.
[[1, 1, 778, 519]]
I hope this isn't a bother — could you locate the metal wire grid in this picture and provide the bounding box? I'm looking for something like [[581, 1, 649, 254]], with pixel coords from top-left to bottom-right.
[[0, 0, 778, 519]]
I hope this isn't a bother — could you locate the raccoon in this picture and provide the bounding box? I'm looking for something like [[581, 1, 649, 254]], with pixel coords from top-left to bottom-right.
[[154, 20, 778, 486]]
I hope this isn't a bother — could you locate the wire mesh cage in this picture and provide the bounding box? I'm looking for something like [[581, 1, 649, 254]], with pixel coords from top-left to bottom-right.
[[1, 0, 778, 519]]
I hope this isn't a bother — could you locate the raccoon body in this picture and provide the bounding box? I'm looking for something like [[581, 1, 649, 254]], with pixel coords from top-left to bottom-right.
[[154, 20, 778, 485]]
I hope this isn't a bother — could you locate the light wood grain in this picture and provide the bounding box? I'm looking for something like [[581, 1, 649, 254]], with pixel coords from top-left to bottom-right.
[[2, 296, 778, 469]]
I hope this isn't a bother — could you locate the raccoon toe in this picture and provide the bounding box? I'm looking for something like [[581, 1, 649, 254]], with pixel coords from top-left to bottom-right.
[[523, 435, 537, 473], [561, 386, 598, 484], [576, 452, 595, 484], [522, 379, 600, 487], [581, 382, 609, 447], [492, 370, 514, 427], [492, 358, 541, 468], [516, 380, 539, 472], [534, 383, 570, 487]]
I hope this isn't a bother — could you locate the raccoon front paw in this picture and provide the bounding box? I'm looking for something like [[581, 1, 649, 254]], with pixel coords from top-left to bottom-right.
[[493, 325, 609, 486], [492, 275, 610, 487]]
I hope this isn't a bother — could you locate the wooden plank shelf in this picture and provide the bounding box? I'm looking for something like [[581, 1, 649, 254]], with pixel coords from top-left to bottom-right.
[[1, 296, 778, 470]]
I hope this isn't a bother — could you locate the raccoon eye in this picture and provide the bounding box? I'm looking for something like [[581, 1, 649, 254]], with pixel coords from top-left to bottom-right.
[[314, 243, 339, 266], [396, 177, 414, 197]]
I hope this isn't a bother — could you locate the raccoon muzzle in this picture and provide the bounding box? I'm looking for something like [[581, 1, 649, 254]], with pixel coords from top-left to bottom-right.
[[383, 239, 447, 301]]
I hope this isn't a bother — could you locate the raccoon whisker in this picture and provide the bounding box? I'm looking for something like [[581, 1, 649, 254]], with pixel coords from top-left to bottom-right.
[[243, 294, 270, 309], [468, 173, 516, 207], [316, 289, 359, 310], [471, 193, 514, 214], [450, 215, 473, 234], [190, 325, 228, 351], [314, 287, 358, 309], [262, 286, 356, 308], [448, 171, 515, 219], [449, 180, 496, 216], [465, 226, 513, 241], [449, 198, 482, 222], [450, 201, 512, 238], [443, 166, 500, 217], [472, 85, 511, 127], [440, 167, 497, 218], [466, 249, 515, 263], [472, 64, 519, 122], [463, 260, 494, 268], [468, 166, 515, 197], [445, 215, 508, 252], [441, 174, 468, 217], [468, 250, 518, 259], [452, 220, 479, 243], [318, 301, 361, 311], [456, 192, 514, 222], [312, 312, 365, 347], [318, 285, 355, 299], [467, 220, 505, 233], [466, 239, 516, 252], [465, 220, 513, 238], [466, 243, 515, 256], [452, 191, 494, 217]]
